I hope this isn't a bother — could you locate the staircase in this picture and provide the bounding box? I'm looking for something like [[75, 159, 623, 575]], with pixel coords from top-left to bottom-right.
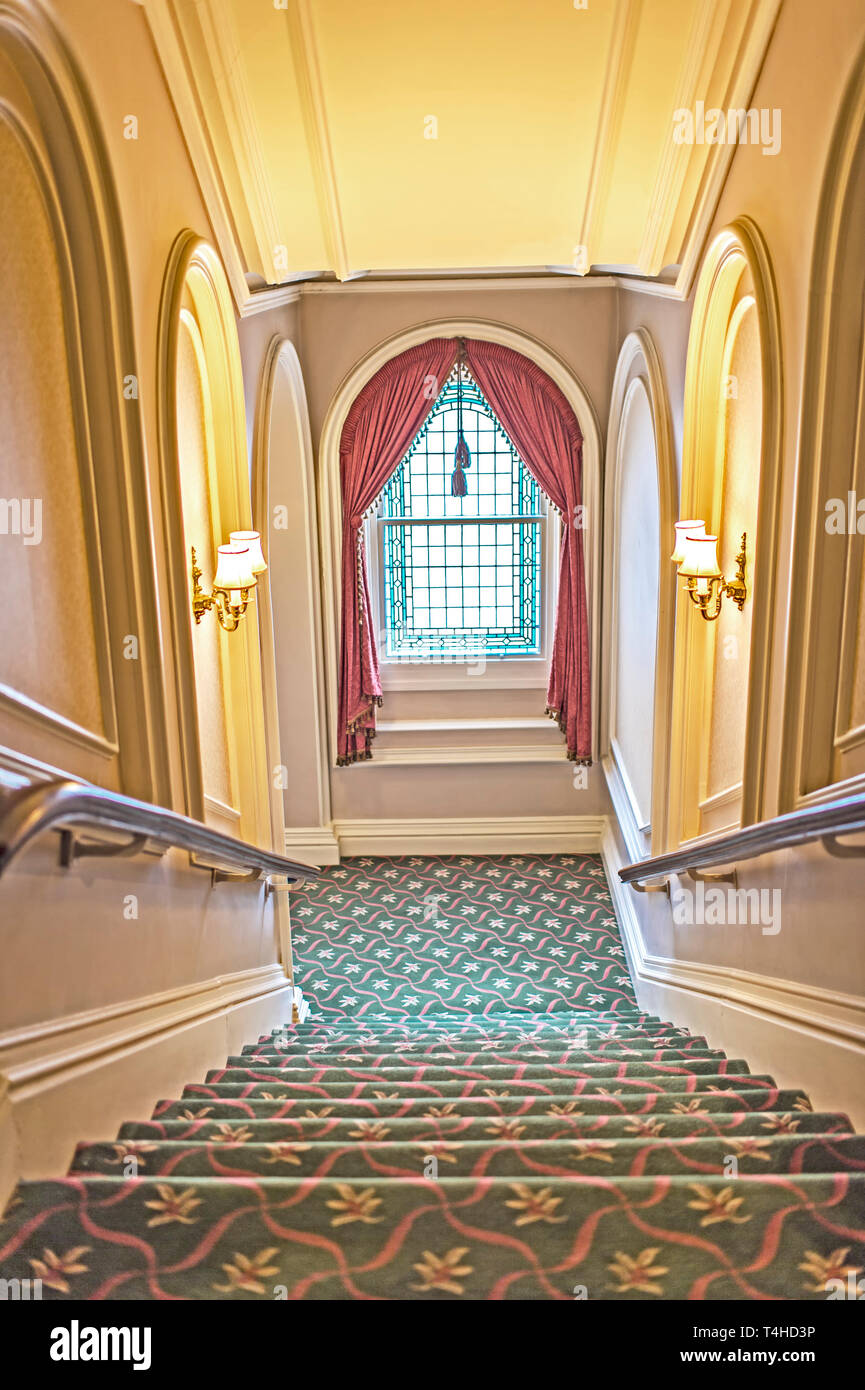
[[1, 1007, 864, 1299]]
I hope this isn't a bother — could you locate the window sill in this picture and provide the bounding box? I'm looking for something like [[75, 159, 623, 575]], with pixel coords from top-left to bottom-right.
[[376, 716, 554, 733], [379, 657, 549, 692], [347, 716, 569, 768]]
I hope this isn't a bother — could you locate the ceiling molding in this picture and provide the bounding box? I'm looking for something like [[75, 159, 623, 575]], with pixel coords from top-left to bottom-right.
[[300, 272, 619, 295], [636, 0, 722, 277], [282, 0, 351, 282], [577, 0, 644, 273], [613, 275, 686, 300], [242, 283, 304, 316], [142, 0, 251, 311], [672, 0, 784, 299], [195, 0, 283, 279]]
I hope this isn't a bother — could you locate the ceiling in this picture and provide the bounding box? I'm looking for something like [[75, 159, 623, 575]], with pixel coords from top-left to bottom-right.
[[145, 0, 781, 307]]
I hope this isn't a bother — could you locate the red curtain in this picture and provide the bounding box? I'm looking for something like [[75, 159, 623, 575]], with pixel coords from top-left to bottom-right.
[[337, 338, 458, 764], [336, 336, 591, 766], [464, 339, 591, 763]]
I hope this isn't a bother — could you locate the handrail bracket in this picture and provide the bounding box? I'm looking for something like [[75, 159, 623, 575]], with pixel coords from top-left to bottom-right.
[[821, 834, 865, 859], [59, 829, 150, 869], [686, 867, 738, 887], [632, 878, 670, 897]]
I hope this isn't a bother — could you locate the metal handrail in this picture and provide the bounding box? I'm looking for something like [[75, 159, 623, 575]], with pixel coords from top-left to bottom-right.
[[0, 778, 319, 884], [619, 790, 865, 886]]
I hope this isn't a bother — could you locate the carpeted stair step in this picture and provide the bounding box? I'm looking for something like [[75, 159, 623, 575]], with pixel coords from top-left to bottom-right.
[[269, 1012, 666, 1032], [68, 1132, 865, 1179], [3, 1172, 864, 1300], [118, 1108, 852, 1145], [184, 1078, 773, 1106], [4, 847, 862, 1303], [269, 1013, 667, 1037], [266, 1024, 682, 1045], [156, 1084, 810, 1120], [204, 1058, 746, 1085], [245, 1035, 718, 1051], [239, 1039, 717, 1063]]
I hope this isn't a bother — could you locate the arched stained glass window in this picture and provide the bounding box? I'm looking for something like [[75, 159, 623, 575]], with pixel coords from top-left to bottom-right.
[[376, 362, 543, 661]]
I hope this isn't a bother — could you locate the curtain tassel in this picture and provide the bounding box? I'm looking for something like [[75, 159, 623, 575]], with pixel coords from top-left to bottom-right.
[[451, 433, 470, 497]]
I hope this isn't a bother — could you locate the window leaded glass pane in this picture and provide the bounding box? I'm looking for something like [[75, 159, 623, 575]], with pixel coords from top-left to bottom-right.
[[379, 365, 542, 660]]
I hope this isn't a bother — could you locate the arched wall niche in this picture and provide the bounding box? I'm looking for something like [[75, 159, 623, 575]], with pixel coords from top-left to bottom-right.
[[252, 337, 337, 865], [0, 0, 168, 801], [317, 318, 603, 769], [602, 329, 677, 856], [783, 39, 865, 805], [669, 218, 782, 844], [157, 231, 272, 848]]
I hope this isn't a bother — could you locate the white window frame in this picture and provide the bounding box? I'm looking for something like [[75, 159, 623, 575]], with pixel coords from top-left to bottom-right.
[[364, 498, 559, 691]]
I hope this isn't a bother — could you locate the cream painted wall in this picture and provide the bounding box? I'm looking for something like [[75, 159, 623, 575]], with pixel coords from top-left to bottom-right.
[[705, 302, 761, 806], [0, 0, 300, 1189], [0, 119, 105, 743], [609, 0, 865, 1119]]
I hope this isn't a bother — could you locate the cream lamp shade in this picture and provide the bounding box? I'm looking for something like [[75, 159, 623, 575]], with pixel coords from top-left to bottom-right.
[[671, 519, 706, 565], [229, 530, 267, 574], [213, 543, 256, 597], [677, 532, 721, 595]]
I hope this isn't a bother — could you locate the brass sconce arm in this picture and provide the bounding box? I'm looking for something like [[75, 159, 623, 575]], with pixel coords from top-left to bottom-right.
[[191, 546, 253, 633], [681, 532, 748, 622]]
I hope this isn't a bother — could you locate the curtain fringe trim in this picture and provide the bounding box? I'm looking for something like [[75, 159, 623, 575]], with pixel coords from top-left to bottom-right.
[[345, 697, 383, 736], [545, 704, 591, 765]]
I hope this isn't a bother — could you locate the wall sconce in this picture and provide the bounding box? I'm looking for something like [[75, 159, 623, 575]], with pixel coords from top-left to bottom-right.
[[191, 531, 267, 633], [671, 520, 747, 622]]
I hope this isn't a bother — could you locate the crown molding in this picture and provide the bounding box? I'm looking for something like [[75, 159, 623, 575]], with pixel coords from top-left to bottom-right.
[[300, 272, 619, 295], [578, 0, 644, 271]]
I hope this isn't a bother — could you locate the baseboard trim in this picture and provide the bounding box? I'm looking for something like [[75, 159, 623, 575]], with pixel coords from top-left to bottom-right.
[[331, 814, 605, 857], [284, 825, 341, 866], [601, 822, 865, 1124], [0, 964, 291, 1089], [0, 965, 298, 1201]]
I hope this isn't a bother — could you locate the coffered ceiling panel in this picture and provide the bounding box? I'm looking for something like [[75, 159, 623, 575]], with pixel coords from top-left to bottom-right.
[[144, 0, 781, 307]]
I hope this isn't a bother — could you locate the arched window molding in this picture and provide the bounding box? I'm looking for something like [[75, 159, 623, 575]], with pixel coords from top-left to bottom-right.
[[0, 1, 169, 802], [157, 231, 272, 848], [318, 318, 602, 769], [252, 337, 336, 865], [602, 329, 677, 856], [782, 40, 865, 806], [669, 218, 783, 843]]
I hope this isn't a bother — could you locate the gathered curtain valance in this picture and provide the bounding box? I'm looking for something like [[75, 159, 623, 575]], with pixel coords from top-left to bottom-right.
[[336, 336, 591, 766]]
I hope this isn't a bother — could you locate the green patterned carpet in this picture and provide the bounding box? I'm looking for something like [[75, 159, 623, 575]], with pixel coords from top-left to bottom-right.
[[289, 853, 635, 1019], [1, 855, 864, 1300]]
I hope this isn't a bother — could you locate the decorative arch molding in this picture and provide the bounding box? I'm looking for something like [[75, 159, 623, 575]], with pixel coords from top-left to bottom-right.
[[0, 0, 170, 802], [156, 231, 271, 848], [602, 329, 677, 856], [252, 337, 336, 864], [317, 317, 603, 767], [669, 217, 783, 841], [782, 38, 865, 806]]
